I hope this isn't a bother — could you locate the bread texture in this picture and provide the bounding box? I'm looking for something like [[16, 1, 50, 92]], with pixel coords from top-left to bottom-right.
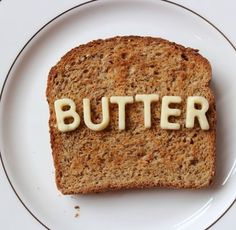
[[46, 36, 216, 194]]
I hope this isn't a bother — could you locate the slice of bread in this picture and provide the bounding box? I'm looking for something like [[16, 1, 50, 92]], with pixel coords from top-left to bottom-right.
[[46, 36, 216, 194]]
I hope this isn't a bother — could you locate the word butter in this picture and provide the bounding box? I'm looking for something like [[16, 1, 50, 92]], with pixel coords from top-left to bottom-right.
[[54, 94, 209, 132]]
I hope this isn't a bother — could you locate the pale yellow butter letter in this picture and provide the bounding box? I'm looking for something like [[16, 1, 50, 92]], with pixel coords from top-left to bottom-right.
[[135, 94, 159, 128], [83, 97, 110, 131], [160, 96, 181, 130], [110, 96, 134, 130], [186, 96, 209, 130], [54, 98, 80, 132]]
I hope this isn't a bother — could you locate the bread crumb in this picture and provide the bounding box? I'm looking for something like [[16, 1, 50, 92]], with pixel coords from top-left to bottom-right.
[[74, 205, 80, 218]]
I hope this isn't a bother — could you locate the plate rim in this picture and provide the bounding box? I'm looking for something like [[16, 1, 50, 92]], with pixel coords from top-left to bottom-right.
[[0, 0, 236, 229]]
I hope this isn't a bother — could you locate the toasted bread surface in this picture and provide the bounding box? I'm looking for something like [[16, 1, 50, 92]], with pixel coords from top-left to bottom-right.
[[46, 36, 216, 194]]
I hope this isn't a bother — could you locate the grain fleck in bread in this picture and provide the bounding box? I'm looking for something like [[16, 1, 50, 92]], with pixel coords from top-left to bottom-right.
[[46, 36, 216, 194]]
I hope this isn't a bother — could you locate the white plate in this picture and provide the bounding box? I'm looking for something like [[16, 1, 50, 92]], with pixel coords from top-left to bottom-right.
[[0, 0, 236, 229]]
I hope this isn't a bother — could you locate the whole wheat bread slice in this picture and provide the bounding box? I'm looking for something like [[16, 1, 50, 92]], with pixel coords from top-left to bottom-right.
[[46, 36, 216, 194]]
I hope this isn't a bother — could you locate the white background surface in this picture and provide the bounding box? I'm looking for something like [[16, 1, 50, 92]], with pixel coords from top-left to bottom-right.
[[0, 0, 235, 229]]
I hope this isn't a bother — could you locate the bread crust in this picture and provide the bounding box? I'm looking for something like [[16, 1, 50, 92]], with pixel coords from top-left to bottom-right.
[[46, 36, 216, 194]]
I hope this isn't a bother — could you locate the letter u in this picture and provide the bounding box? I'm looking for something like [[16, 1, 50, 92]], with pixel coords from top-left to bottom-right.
[[83, 97, 110, 131]]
